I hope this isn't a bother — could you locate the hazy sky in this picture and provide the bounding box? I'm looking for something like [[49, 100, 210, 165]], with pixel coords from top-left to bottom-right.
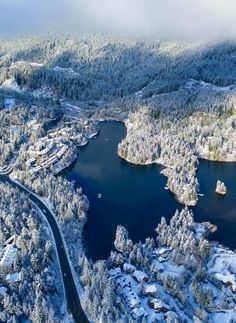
[[1, 0, 236, 41]]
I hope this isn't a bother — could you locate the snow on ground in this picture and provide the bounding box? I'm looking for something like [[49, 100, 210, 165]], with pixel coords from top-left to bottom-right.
[[10, 61, 43, 69], [210, 311, 236, 323], [64, 103, 84, 113], [4, 98, 15, 109], [209, 250, 236, 274], [109, 258, 191, 322], [162, 263, 186, 278], [53, 66, 78, 76], [0, 79, 21, 92], [32, 87, 54, 99], [6, 272, 21, 282], [208, 248, 236, 292], [183, 79, 236, 93]]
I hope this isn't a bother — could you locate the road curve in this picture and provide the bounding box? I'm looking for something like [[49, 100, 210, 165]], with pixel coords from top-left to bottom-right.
[[0, 173, 89, 323]]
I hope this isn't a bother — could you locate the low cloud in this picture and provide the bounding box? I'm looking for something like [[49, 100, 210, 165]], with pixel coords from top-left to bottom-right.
[[72, 0, 236, 41], [1, 0, 236, 41]]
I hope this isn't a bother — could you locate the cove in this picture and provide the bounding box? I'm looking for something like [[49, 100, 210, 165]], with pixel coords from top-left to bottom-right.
[[64, 121, 236, 261]]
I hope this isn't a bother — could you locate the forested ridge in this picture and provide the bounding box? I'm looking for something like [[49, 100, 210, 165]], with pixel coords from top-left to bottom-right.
[[1, 35, 236, 101], [1, 35, 236, 322]]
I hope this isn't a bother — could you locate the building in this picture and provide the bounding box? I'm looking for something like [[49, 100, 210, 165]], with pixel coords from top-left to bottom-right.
[[0, 245, 18, 270], [142, 283, 158, 297], [148, 299, 170, 313], [132, 270, 149, 283], [131, 307, 148, 320], [3, 235, 16, 247], [116, 276, 131, 289], [26, 158, 36, 168], [109, 267, 121, 279], [123, 263, 136, 274], [122, 286, 140, 309]]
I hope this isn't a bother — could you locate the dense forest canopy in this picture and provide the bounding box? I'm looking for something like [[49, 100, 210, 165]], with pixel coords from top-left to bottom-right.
[[0, 35, 236, 101]]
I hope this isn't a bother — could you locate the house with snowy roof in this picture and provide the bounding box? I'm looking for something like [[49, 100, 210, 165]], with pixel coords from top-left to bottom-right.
[[0, 245, 18, 271], [142, 283, 158, 297], [152, 259, 164, 273], [116, 276, 131, 289], [122, 286, 140, 309], [131, 307, 148, 320], [148, 298, 170, 313], [108, 267, 121, 279], [214, 272, 236, 292], [132, 270, 149, 283], [3, 235, 16, 247], [123, 263, 136, 274]]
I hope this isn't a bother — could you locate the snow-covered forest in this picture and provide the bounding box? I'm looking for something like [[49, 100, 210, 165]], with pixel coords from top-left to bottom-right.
[[1, 36, 236, 101], [1, 34, 236, 322], [0, 183, 64, 322], [80, 208, 236, 322], [118, 81, 236, 205], [1, 35, 236, 204]]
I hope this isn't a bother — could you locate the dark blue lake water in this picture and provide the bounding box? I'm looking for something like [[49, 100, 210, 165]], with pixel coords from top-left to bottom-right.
[[64, 121, 236, 261]]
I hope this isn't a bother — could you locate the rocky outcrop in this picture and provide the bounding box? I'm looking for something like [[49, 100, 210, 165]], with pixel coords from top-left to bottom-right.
[[215, 180, 227, 195]]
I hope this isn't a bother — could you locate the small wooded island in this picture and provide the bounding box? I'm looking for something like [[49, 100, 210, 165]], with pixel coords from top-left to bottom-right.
[[215, 180, 227, 195]]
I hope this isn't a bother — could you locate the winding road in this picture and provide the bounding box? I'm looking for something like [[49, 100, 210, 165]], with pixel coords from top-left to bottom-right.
[[0, 169, 89, 323]]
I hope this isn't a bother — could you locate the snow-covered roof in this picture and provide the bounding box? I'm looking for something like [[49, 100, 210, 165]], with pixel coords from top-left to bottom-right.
[[209, 253, 236, 292], [116, 276, 131, 289], [0, 245, 17, 268], [131, 306, 148, 319], [3, 235, 15, 246], [109, 267, 121, 279], [123, 263, 136, 273], [152, 259, 164, 272], [122, 286, 140, 309], [133, 270, 149, 283], [156, 247, 172, 256], [215, 273, 236, 292], [158, 255, 169, 263], [142, 283, 158, 295], [0, 79, 21, 92], [6, 272, 22, 283], [149, 298, 170, 310]]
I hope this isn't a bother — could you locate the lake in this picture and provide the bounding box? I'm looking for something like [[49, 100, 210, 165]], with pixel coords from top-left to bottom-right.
[[64, 121, 236, 261]]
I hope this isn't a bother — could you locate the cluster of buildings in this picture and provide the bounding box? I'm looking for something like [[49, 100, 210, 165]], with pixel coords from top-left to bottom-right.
[[27, 138, 71, 174], [209, 248, 236, 294], [47, 119, 98, 147], [26, 121, 98, 175], [109, 262, 173, 321], [47, 125, 88, 146]]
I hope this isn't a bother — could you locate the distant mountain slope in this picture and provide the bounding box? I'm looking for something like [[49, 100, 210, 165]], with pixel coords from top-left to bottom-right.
[[0, 35, 236, 101]]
